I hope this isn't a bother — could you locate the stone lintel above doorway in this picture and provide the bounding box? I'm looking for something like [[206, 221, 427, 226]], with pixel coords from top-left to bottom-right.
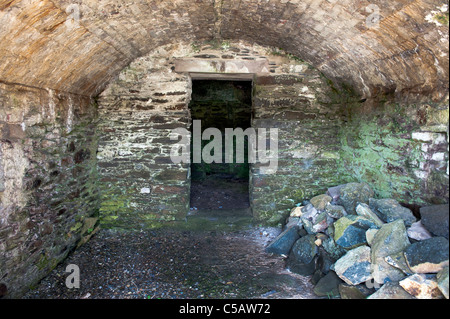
[[174, 58, 270, 77]]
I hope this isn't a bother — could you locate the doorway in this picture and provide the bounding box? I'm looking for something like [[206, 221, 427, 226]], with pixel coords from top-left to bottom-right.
[[188, 80, 253, 212]]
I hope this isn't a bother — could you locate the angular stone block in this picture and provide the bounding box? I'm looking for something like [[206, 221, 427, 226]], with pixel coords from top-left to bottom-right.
[[334, 215, 377, 249], [399, 274, 444, 299], [334, 245, 372, 286], [265, 225, 300, 256], [371, 219, 410, 284], [420, 204, 449, 239], [337, 182, 374, 215], [404, 237, 449, 274], [369, 198, 417, 227]]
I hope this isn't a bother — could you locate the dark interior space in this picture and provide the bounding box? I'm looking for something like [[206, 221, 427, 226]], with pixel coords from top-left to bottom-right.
[[189, 80, 253, 211]]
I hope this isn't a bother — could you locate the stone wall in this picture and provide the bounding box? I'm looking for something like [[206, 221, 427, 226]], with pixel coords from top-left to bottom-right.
[[96, 41, 449, 228], [338, 97, 449, 206], [96, 41, 347, 227], [251, 64, 346, 224], [97, 47, 192, 229], [0, 82, 99, 298]]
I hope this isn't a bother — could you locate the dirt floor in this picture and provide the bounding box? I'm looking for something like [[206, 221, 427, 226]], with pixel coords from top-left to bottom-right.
[[190, 176, 250, 210], [23, 227, 319, 300]]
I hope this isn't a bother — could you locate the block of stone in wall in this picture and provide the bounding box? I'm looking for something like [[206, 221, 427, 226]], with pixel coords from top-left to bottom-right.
[[337, 182, 374, 215], [369, 198, 417, 227], [420, 204, 449, 239], [404, 237, 449, 274]]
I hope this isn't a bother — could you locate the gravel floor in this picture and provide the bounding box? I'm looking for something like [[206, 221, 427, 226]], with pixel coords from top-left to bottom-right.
[[23, 227, 319, 299]]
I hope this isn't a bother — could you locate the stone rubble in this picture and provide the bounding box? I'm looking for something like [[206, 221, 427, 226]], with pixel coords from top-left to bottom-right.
[[266, 182, 450, 299]]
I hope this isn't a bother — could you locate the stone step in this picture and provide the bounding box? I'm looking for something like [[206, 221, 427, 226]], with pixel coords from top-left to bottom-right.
[[183, 208, 255, 231]]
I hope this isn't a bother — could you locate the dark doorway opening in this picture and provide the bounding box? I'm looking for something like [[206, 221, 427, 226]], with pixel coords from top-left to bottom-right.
[[189, 80, 253, 211]]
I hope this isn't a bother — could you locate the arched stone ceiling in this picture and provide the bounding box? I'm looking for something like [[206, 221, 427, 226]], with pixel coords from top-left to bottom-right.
[[0, 0, 448, 100]]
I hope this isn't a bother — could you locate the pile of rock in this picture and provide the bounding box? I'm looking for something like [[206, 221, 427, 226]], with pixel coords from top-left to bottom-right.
[[266, 182, 449, 299]]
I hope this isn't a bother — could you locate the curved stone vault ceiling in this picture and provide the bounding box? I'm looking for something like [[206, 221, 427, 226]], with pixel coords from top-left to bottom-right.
[[0, 0, 448, 100]]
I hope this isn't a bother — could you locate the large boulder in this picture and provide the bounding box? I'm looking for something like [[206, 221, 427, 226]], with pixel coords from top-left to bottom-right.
[[265, 225, 300, 256], [333, 215, 378, 250], [367, 282, 415, 299], [287, 235, 318, 276], [337, 182, 375, 215], [404, 237, 449, 274], [369, 198, 417, 227], [399, 274, 444, 299], [371, 219, 410, 284], [420, 204, 449, 239], [334, 245, 372, 286]]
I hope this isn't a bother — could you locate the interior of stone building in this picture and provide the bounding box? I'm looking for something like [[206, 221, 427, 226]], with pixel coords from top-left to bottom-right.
[[0, 0, 449, 300]]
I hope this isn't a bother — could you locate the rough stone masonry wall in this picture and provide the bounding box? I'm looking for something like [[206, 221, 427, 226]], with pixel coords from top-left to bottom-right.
[[97, 47, 192, 229], [251, 58, 345, 224], [0, 82, 100, 298], [97, 41, 449, 229], [338, 96, 449, 206], [97, 41, 346, 228]]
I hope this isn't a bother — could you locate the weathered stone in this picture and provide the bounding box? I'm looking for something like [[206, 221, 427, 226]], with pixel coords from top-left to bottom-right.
[[371, 220, 410, 284], [399, 274, 444, 299], [356, 203, 385, 227], [367, 282, 415, 299], [301, 204, 331, 234], [365, 228, 379, 246], [437, 266, 449, 299], [334, 245, 372, 286], [384, 251, 414, 276], [322, 237, 347, 261], [325, 203, 347, 219], [327, 185, 345, 203], [310, 194, 332, 211], [337, 182, 375, 215], [290, 206, 303, 217], [287, 235, 318, 276], [369, 198, 417, 227], [407, 221, 433, 241], [313, 271, 343, 298], [338, 284, 372, 299], [285, 217, 302, 230], [404, 237, 450, 274], [265, 225, 300, 256], [334, 215, 377, 249], [420, 204, 449, 239], [316, 246, 336, 275]]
